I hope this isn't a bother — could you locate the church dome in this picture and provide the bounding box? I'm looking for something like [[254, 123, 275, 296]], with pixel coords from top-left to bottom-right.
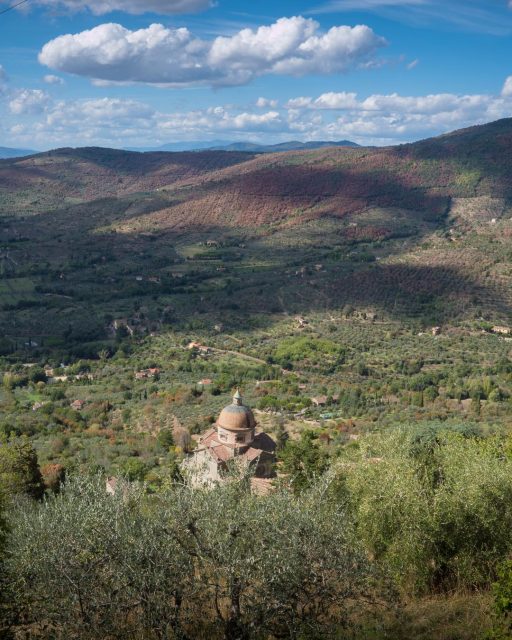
[[216, 390, 256, 432]]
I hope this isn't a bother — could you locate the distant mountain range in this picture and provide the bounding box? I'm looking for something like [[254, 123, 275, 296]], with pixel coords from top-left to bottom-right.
[[0, 140, 359, 159], [127, 140, 360, 153], [0, 146, 36, 159]]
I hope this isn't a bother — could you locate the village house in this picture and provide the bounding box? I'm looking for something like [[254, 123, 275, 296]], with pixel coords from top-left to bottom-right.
[[183, 391, 276, 490], [311, 394, 340, 407], [48, 375, 69, 384], [135, 368, 160, 380], [492, 326, 511, 335], [70, 399, 86, 411], [187, 342, 211, 355], [75, 373, 94, 382]]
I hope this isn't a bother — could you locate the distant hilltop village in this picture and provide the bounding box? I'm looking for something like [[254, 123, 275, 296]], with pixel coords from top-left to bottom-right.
[[182, 390, 276, 493]]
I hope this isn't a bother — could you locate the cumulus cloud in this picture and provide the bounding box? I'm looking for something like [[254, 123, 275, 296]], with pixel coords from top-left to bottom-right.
[[256, 97, 279, 108], [38, 17, 387, 87], [9, 89, 51, 115], [3, 95, 285, 148], [281, 88, 512, 144], [4, 80, 512, 149], [43, 74, 65, 85], [285, 91, 493, 116], [9, 0, 213, 15], [285, 92, 361, 110]]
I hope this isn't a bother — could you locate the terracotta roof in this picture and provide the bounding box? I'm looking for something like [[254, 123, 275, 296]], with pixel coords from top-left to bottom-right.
[[199, 429, 276, 464], [244, 447, 264, 462], [199, 427, 219, 446]]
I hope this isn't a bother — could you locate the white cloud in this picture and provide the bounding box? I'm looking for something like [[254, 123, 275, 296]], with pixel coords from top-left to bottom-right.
[[38, 17, 387, 87], [285, 96, 312, 109], [209, 19, 386, 79], [281, 88, 512, 144], [285, 91, 493, 117], [502, 76, 512, 97], [43, 74, 65, 85], [4, 79, 512, 149], [9, 89, 51, 115], [10, 0, 213, 15], [407, 58, 419, 70], [157, 106, 283, 137], [313, 92, 359, 109], [359, 92, 489, 114], [256, 97, 279, 108], [3, 95, 286, 148]]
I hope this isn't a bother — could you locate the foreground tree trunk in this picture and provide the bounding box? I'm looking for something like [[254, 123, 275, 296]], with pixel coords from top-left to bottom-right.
[[225, 579, 248, 640]]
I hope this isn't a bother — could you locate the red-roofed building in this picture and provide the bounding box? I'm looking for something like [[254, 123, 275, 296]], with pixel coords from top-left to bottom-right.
[[183, 390, 276, 487]]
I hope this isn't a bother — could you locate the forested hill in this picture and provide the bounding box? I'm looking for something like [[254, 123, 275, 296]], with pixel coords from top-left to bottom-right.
[[1, 117, 512, 227], [1, 118, 512, 344]]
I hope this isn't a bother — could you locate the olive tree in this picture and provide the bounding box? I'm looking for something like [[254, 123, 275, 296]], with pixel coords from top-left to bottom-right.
[[342, 429, 512, 594], [168, 472, 382, 639], [5, 472, 387, 639], [0, 435, 44, 501], [6, 476, 193, 639]]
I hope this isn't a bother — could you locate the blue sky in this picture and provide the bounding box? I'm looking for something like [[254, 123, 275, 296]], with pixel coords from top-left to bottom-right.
[[1, 0, 512, 149]]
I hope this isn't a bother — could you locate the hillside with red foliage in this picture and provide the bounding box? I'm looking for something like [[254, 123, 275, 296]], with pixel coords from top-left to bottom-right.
[[2, 118, 512, 232], [0, 147, 255, 215]]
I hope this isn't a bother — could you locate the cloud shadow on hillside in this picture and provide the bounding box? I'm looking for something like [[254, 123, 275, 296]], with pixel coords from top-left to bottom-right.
[[2, 154, 511, 340]]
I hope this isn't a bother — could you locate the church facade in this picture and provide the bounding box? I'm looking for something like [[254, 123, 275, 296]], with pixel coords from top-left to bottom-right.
[[183, 390, 276, 488]]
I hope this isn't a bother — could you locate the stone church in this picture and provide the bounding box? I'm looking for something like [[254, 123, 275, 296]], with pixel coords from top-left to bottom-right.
[[183, 390, 276, 489]]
